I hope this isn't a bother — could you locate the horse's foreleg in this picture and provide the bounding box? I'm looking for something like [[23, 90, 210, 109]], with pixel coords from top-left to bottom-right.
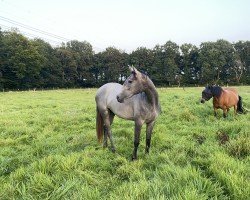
[[223, 108, 227, 118], [214, 107, 218, 117], [132, 121, 143, 160], [145, 121, 155, 154]]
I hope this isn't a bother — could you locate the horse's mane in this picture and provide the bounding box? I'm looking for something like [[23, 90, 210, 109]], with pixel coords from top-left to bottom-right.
[[211, 85, 223, 97]]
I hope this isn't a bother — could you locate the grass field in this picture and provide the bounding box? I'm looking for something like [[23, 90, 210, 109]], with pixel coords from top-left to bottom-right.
[[0, 87, 249, 200]]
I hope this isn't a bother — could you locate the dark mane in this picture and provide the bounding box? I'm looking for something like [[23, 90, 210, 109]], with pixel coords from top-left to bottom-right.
[[211, 85, 223, 97]]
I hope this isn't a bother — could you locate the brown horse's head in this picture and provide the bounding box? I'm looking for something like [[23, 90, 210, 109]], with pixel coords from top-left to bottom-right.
[[200, 85, 223, 103], [200, 86, 213, 103], [117, 66, 147, 103]]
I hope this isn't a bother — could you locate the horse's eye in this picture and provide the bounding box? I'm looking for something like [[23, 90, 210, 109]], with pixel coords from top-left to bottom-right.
[[128, 80, 132, 84]]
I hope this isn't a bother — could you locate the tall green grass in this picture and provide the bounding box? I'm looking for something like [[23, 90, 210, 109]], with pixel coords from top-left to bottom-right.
[[0, 87, 249, 199]]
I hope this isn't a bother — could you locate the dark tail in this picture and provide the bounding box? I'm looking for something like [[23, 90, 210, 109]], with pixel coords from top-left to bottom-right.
[[237, 96, 244, 114], [96, 108, 104, 143]]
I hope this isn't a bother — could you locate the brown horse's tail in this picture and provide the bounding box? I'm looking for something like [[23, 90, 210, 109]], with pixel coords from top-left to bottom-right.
[[96, 108, 104, 143], [237, 96, 244, 114]]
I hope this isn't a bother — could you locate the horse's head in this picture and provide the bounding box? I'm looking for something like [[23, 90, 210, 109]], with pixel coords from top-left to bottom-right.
[[117, 66, 147, 103], [200, 86, 213, 103]]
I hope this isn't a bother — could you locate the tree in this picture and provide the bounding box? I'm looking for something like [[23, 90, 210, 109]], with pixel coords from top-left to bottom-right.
[[129, 47, 154, 81], [0, 28, 4, 90], [56, 47, 78, 87], [234, 41, 250, 84], [130, 47, 153, 69], [1, 30, 44, 89], [230, 59, 245, 84], [31, 39, 63, 88], [180, 43, 199, 85], [100, 47, 125, 83], [198, 40, 235, 85], [66, 40, 94, 86], [152, 41, 180, 86]]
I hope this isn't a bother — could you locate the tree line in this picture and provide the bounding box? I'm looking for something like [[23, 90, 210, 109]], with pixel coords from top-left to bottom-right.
[[0, 28, 249, 90]]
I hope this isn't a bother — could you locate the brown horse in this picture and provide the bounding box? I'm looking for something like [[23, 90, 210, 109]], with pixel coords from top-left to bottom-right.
[[95, 66, 161, 160], [200, 85, 243, 117]]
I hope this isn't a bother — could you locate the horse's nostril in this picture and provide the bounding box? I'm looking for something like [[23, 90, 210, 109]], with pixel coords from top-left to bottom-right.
[[116, 95, 124, 103]]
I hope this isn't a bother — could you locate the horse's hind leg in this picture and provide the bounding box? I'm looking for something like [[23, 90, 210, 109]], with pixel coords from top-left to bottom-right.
[[103, 126, 108, 148], [102, 110, 114, 148], [109, 110, 115, 125], [101, 109, 116, 152], [233, 105, 237, 115]]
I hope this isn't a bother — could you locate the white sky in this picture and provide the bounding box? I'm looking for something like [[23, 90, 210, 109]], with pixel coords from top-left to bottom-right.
[[0, 0, 250, 52]]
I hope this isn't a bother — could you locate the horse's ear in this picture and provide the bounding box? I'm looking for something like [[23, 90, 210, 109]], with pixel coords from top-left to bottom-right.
[[141, 71, 148, 80], [129, 65, 138, 77], [129, 65, 135, 73], [207, 83, 213, 89]]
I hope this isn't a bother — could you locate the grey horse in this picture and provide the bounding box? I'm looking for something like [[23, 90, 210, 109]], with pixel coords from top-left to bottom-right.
[[95, 66, 161, 160]]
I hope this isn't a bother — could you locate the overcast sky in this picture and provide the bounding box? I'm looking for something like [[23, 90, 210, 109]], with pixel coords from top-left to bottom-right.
[[0, 0, 250, 52]]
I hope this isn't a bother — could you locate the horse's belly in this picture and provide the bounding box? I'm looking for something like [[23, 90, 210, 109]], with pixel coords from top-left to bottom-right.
[[224, 98, 238, 108]]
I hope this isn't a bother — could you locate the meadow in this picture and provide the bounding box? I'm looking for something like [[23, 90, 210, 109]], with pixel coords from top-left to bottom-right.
[[0, 86, 249, 200]]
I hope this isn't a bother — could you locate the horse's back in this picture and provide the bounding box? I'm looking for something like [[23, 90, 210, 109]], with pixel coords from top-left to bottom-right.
[[222, 88, 239, 107], [224, 87, 238, 95], [96, 83, 122, 103], [96, 82, 121, 104]]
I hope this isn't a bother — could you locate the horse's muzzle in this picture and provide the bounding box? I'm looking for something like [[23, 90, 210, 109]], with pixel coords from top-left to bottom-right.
[[200, 98, 205, 104], [116, 95, 124, 103]]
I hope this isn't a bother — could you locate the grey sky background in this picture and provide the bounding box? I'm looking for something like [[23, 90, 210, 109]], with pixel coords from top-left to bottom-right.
[[0, 0, 249, 52]]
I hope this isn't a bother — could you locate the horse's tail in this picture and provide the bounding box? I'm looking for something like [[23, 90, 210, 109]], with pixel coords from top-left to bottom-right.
[[96, 108, 104, 143], [237, 95, 244, 114]]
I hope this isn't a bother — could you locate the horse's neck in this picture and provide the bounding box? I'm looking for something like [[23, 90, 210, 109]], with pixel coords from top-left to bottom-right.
[[144, 79, 160, 112], [212, 86, 223, 98]]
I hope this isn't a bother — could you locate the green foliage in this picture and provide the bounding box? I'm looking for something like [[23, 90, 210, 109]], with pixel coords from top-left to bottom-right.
[[1, 31, 44, 89], [0, 87, 249, 199], [180, 43, 199, 84], [1, 27, 250, 90], [198, 40, 236, 84], [233, 41, 250, 84]]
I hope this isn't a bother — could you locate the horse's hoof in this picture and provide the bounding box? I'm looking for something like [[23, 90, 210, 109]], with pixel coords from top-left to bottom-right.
[[103, 144, 108, 148], [110, 147, 116, 153], [131, 155, 137, 161]]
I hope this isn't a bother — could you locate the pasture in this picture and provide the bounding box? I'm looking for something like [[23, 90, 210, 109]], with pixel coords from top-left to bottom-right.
[[0, 87, 249, 199]]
